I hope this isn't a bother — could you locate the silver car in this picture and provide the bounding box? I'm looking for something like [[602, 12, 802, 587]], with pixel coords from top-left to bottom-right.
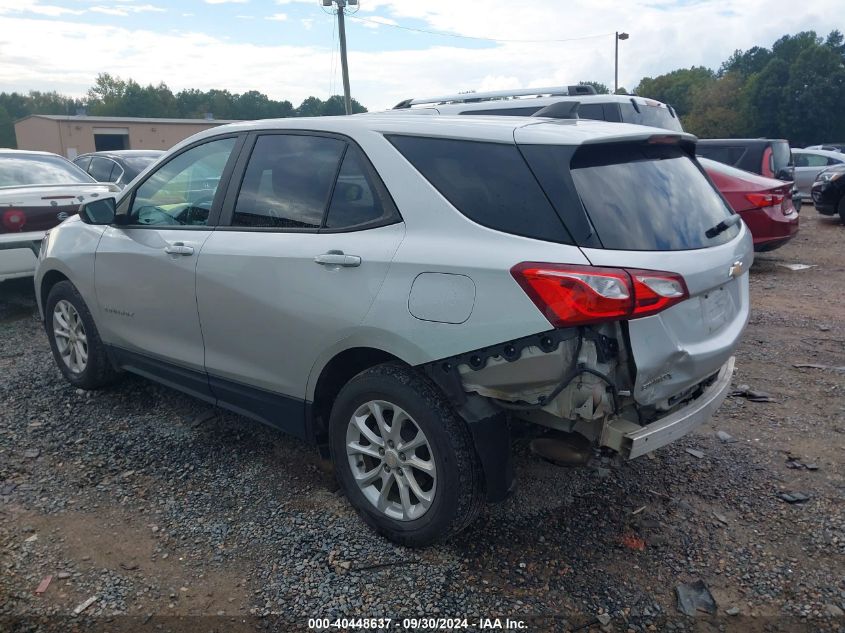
[[35, 115, 752, 546], [792, 148, 845, 197]]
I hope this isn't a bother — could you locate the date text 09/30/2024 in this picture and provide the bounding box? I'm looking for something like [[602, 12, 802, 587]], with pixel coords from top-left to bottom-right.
[[308, 618, 528, 630]]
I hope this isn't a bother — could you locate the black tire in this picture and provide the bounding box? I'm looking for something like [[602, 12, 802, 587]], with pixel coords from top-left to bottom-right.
[[329, 363, 485, 547], [838, 196, 845, 225], [45, 280, 120, 389]]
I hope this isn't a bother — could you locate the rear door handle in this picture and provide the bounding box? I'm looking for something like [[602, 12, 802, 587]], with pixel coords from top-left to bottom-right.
[[164, 242, 195, 256], [314, 250, 361, 267]]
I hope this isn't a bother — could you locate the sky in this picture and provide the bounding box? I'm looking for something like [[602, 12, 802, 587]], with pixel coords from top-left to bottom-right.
[[0, 0, 839, 111]]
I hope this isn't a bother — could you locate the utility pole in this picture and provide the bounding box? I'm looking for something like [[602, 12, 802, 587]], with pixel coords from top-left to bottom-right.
[[615, 31, 629, 94], [324, 0, 357, 114]]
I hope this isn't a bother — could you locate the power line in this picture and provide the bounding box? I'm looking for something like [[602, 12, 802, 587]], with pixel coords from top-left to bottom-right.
[[346, 14, 614, 44]]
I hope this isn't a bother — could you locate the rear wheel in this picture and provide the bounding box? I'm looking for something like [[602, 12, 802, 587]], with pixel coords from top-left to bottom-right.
[[45, 281, 120, 389], [329, 363, 484, 547]]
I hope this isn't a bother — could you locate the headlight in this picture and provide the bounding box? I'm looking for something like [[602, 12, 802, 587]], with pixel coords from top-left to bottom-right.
[[816, 171, 844, 184]]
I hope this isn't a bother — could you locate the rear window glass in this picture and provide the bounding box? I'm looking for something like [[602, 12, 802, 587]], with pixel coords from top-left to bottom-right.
[[386, 135, 571, 243], [0, 154, 95, 187], [531, 144, 738, 251], [619, 103, 684, 132]]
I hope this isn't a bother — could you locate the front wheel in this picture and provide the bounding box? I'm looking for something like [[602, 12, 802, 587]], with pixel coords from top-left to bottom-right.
[[329, 363, 485, 547], [45, 280, 120, 389]]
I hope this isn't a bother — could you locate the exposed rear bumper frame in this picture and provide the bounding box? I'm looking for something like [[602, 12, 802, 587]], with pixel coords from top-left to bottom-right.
[[603, 356, 734, 459]]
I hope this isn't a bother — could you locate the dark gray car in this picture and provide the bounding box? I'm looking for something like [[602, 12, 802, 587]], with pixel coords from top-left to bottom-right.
[[73, 150, 164, 189]]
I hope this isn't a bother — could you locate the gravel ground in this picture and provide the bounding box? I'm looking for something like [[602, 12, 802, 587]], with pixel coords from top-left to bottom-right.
[[1, 209, 844, 633]]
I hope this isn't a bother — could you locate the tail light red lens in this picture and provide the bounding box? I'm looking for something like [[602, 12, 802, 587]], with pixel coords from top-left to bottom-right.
[[511, 262, 689, 327], [2, 208, 26, 232], [745, 192, 785, 208]]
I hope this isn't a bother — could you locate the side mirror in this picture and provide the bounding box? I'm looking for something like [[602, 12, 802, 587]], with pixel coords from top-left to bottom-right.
[[79, 197, 117, 225], [775, 167, 793, 181]]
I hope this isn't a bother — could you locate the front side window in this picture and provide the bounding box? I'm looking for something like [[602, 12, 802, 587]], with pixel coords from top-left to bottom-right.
[[129, 137, 236, 227], [233, 135, 345, 229]]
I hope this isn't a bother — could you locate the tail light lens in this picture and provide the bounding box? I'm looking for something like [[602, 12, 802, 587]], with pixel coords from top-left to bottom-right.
[[2, 208, 26, 232], [511, 262, 689, 327], [745, 190, 794, 216]]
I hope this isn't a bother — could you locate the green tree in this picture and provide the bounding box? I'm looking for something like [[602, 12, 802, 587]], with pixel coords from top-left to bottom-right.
[[744, 58, 790, 138], [634, 67, 714, 116], [683, 73, 747, 137], [0, 105, 15, 148], [578, 81, 610, 94], [781, 44, 845, 145]]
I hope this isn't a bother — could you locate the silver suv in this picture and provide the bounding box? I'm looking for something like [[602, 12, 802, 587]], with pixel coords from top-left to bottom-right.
[[35, 114, 752, 546]]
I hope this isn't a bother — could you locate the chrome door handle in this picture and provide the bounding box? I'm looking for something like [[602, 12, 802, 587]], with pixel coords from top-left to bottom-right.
[[314, 251, 361, 267], [164, 242, 194, 256]]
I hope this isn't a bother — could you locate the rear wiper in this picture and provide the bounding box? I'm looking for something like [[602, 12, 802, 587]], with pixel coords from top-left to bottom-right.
[[705, 214, 741, 239]]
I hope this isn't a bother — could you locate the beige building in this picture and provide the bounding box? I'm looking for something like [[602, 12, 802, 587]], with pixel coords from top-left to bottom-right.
[[14, 114, 239, 159]]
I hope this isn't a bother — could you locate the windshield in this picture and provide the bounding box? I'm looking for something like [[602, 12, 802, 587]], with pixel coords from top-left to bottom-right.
[[619, 103, 684, 132], [524, 143, 738, 251], [0, 154, 96, 187]]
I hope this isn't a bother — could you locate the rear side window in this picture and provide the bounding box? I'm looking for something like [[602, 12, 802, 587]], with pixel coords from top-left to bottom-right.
[[324, 147, 390, 229], [386, 135, 571, 243], [696, 145, 747, 167], [577, 103, 605, 121], [88, 157, 116, 182], [459, 106, 542, 116], [233, 135, 345, 229], [526, 143, 739, 251]]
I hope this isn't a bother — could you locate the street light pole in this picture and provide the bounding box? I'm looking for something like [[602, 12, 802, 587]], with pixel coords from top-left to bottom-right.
[[615, 31, 629, 94], [324, 0, 357, 114]]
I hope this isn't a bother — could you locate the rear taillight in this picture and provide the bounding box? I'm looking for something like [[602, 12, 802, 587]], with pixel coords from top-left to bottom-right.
[[2, 208, 26, 232], [511, 263, 689, 327], [745, 193, 785, 208]]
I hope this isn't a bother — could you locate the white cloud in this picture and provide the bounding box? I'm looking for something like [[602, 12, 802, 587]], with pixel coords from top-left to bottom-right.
[[358, 15, 398, 29], [204, 0, 247, 4], [236, 14, 255, 19], [301, 18, 314, 30], [265, 12, 288, 21], [0, 1, 84, 16], [89, 4, 165, 16]]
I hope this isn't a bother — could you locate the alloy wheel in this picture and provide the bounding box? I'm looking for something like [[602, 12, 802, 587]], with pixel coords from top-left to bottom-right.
[[52, 299, 88, 374], [346, 400, 437, 521]]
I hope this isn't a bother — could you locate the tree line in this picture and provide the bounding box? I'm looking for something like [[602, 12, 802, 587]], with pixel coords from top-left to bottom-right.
[[1, 30, 843, 149], [0, 73, 367, 148], [634, 30, 845, 146]]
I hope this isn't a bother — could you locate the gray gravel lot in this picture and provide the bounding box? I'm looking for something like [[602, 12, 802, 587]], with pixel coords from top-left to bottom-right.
[[1, 211, 844, 633]]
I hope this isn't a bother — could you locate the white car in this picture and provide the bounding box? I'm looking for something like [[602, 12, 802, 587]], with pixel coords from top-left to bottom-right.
[[35, 114, 752, 545], [0, 149, 117, 282]]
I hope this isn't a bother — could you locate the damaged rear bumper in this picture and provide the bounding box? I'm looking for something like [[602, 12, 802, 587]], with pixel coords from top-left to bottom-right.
[[602, 356, 735, 459]]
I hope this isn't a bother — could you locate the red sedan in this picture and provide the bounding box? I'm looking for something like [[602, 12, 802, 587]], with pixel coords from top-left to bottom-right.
[[700, 157, 799, 252]]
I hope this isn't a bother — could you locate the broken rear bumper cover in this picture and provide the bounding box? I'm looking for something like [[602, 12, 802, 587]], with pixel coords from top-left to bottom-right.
[[601, 356, 735, 459]]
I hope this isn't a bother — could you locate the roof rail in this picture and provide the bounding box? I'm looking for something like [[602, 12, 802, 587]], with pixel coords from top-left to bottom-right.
[[392, 85, 597, 109]]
